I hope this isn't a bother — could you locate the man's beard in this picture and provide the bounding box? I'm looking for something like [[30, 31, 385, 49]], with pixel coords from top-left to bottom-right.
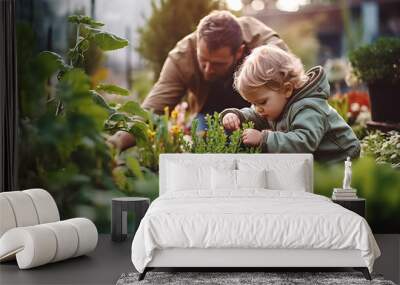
[[205, 59, 239, 83]]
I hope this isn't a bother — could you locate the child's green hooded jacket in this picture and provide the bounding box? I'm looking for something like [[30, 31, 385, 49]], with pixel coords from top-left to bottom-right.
[[220, 66, 361, 164]]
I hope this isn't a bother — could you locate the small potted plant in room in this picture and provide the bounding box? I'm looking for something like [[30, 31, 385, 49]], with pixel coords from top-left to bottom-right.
[[348, 37, 400, 130]]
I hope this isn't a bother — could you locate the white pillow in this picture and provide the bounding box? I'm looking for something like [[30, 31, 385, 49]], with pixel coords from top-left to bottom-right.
[[237, 169, 267, 189], [211, 168, 236, 190], [238, 159, 307, 191], [211, 168, 267, 190], [167, 163, 209, 191], [267, 165, 307, 191], [167, 160, 235, 192]]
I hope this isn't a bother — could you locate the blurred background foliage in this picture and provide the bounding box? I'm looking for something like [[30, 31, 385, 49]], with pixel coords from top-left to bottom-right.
[[16, 0, 400, 234], [136, 0, 222, 80], [279, 19, 320, 70], [315, 157, 400, 233]]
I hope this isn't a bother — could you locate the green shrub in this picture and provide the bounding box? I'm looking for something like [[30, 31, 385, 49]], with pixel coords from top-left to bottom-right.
[[348, 37, 400, 84]]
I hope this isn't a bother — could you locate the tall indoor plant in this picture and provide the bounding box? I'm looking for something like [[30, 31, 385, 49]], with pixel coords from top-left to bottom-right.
[[349, 37, 400, 126]]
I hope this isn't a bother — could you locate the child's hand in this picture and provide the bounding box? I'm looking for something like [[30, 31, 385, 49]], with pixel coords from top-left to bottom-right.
[[242, 129, 262, 146], [222, 113, 241, 131]]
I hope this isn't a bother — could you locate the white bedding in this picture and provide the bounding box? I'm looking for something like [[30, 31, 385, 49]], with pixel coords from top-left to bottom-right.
[[131, 190, 380, 273]]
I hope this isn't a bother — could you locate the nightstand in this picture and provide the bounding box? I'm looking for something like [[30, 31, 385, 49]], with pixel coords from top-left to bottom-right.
[[332, 198, 366, 218], [111, 197, 150, 242]]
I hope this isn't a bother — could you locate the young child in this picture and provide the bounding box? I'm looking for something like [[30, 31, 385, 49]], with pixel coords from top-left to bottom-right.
[[220, 45, 360, 164]]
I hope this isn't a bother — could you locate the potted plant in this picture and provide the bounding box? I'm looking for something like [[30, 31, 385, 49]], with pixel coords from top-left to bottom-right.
[[348, 37, 400, 127]]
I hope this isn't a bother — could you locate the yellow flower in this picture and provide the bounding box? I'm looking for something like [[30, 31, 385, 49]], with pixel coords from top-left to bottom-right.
[[171, 109, 178, 120], [164, 106, 169, 115], [170, 125, 180, 135], [147, 129, 156, 140]]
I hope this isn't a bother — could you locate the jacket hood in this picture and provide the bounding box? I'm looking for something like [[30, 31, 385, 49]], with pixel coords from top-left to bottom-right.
[[290, 66, 330, 103]]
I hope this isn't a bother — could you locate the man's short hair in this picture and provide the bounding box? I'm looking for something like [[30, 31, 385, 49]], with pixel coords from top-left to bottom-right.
[[197, 10, 243, 54]]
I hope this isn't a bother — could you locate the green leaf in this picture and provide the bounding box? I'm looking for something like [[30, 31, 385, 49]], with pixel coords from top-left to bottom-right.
[[89, 90, 115, 114], [92, 31, 129, 51], [129, 120, 149, 145], [118, 101, 150, 121], [126, 156, 144, 180], [96, 84, 129, 96], [37, 51, 72, 76], [107, 112, 129, 122], [68, 15, 104, 28]]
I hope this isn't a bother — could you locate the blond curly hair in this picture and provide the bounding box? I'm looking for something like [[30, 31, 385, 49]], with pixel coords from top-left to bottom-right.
[[234, 45, 308, 94]]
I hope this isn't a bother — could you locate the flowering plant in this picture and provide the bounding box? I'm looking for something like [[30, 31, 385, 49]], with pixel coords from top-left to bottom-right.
[[328, 91, 371, 123], [328, 90, 371, 139], [106, 102, 260, 195], [361, 130, 400, 168]]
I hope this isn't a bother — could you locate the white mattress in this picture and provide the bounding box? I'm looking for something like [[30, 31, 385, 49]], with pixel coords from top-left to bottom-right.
[[131, 190, 380, 273]]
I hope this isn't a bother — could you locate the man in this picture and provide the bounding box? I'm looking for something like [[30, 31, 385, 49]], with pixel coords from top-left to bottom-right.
[[109, 10, 288, 150]]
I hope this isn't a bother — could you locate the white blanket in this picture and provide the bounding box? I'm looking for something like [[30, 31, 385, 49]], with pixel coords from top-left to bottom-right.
[[131, 190, 380, 273]]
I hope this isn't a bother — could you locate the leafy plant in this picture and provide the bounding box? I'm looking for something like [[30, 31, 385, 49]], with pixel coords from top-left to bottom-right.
[[17, 15, 131, 231], [109, 110, 260, 197], [348, 37, 400, 84], [106, 103, 187, 172], [183, 113, 260, 154], [361, 130, 400, 168]]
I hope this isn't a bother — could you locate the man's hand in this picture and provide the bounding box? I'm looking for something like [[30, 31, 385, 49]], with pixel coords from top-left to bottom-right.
[[242, 129, 263, 146], [107, 131, 136, 151], [222, 113, 241, 131]]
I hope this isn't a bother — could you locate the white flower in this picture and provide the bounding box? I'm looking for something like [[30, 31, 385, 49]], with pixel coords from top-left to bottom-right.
[[183, 135, 193, 147], [350, 103, 360, 112], [355, 111, 371, 126]]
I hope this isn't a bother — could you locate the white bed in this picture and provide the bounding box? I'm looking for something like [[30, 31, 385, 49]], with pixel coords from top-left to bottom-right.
[[131, 154, 380, 281]]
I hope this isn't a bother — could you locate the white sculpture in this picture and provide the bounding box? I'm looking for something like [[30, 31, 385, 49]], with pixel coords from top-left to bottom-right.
[[342, 157, 352, 190]]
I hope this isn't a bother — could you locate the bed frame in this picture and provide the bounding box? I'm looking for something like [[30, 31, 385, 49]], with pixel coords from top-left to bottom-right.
[[138, 154, 371, 281], [140, 248, 371, 280]]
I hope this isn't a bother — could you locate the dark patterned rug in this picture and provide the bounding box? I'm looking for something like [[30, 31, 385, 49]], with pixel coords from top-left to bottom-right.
[[116, 271, 396, 285]]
